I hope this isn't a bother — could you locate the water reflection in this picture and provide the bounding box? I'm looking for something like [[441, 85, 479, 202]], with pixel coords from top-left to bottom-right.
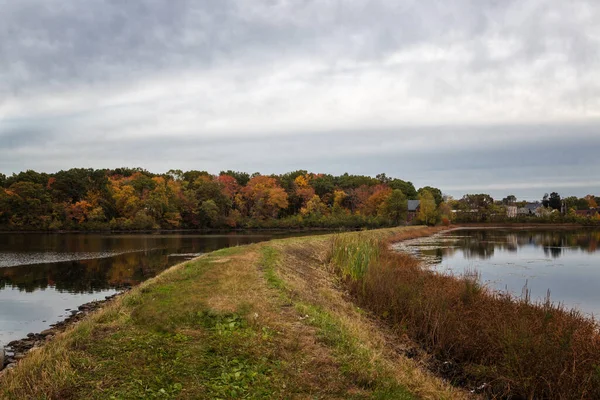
[[0, 233, 277, 293], [0, 232, 296, 343], [407, 230, 600, 265], [399, 229, 600, 317]]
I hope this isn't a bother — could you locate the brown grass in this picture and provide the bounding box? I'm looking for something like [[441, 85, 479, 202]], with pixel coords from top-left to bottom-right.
[[270, 234, 472, 400], [329, 230, 600, 399], [2, 231, 455, 399]]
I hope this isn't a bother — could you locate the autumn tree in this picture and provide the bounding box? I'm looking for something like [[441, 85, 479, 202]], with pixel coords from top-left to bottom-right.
[[364, 185, 392, 216], [219, 170, 250, 186], [301, 195, 328, 217], [294, 174, 316, 208], [332, 190, 349, 216], [110, 179, 142, 220], [417, 189, 437, 225], [241, 175, 289, 219], [437, 201, 452, 224], [66, 201, 93, 224], [217, 174, 241, 200], [585, 195, 598, 209], [144, 177, 182, 228]]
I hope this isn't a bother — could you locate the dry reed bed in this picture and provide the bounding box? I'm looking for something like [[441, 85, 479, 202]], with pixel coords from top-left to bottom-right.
[[329, 230, 600, 399]]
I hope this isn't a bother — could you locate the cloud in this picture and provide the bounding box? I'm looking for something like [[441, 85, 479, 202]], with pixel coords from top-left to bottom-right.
[[0, 0, 599, 199]]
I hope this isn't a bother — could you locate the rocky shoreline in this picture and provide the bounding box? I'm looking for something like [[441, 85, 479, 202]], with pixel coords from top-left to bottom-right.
[[1, 289, 129, 373]]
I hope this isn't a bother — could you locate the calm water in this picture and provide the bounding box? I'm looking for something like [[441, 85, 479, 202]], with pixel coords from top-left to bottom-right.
[[0, 232, 298, 344], [396, 229, 600, 318]]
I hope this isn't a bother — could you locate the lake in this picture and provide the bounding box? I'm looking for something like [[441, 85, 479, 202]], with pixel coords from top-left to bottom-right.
[[396, 228, 600, 318], [0, 232, 301, 344]]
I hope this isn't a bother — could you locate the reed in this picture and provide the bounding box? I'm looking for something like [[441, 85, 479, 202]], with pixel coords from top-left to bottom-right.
[[329, 231, 600, 399]]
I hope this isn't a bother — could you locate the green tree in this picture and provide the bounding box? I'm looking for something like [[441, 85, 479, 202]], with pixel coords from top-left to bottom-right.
[[418, 186, 443, 206], [200, 200, 220, 227], [389, 179, 417, 199], [336, 173, 379, 190], [548, 192, 561, 210], [382, 189, 407, 225], [5, 170, 49, 186], [5, 181, 53, 227], [220, 170, 250, 186], [563, 196, 579, 210], [310, 174, 336, 198], [417, 189, 437, 225], [502, 195, 517, 205]]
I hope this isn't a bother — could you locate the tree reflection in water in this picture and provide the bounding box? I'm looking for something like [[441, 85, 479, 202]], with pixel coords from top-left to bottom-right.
[[0, 233, 283, 293]]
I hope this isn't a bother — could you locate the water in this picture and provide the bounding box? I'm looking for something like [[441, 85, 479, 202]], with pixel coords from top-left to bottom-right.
[[396, 228, 600, 318], [0, 232, 299, 344]]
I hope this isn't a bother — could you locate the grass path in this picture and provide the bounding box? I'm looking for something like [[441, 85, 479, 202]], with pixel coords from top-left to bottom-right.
[[0, 228, 468, 399]]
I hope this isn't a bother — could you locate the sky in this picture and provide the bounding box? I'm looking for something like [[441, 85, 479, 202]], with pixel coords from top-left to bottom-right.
[[1, 0, 599, 201]]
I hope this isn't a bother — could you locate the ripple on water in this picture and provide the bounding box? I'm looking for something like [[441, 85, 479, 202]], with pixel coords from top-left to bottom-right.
[[0, 249, 152, 268]]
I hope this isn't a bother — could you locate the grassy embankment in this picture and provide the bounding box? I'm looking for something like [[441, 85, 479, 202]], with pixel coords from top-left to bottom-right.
[[330, 229, 600, 399], [0, 227, 464, 399]]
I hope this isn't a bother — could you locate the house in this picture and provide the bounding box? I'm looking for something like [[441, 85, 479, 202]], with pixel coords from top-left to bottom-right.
[[517, 202, 543, 217], [575, 208, 599, 218], [407, 200, 420, 222], [506, 206, 517, 218]]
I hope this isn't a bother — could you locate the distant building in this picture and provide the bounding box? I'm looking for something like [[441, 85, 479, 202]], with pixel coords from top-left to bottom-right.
[[407, 200, 420, 222], [575, 208, 599, 218], [518, 202, 543, 217], [506, 206, 517, 218]]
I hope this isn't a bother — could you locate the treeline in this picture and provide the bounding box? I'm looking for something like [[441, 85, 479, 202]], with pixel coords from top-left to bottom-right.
[[449, 192, 600, 225], [0, 168, 441, 230]]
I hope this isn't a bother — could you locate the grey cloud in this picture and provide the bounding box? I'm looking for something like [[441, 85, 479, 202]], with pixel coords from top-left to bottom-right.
[[1, 122, 598, 200], [0, 0, 599, 201], [0, 0, 547, 94]]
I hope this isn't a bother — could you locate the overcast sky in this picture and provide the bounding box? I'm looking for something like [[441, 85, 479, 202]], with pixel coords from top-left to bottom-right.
[[1, 0, 599, 200]]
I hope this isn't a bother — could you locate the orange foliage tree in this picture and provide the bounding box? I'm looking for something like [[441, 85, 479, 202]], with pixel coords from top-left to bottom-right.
[[241, 175, 289, 219]]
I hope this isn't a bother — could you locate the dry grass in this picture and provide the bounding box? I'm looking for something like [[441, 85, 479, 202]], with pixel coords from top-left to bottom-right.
[[268, 231, 471, 400], [1, 228, 458, 399], [328, 230, 600, 399]]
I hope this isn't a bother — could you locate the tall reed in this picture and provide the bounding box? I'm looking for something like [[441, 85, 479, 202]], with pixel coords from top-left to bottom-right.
[[328, 232, 600, 399]]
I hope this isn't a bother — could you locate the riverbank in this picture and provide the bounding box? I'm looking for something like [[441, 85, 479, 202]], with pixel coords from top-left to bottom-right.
[[330, 227, 600, 398], [1, 291, 128, 372], [0, 226, 467, 399]]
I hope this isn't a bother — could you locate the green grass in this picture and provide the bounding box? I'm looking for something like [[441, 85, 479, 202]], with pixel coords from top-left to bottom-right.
[[2, 251, 287, 399], [2, 228, 460, 400], [260, 245, 415, 400], [329, 233, 381, 281]]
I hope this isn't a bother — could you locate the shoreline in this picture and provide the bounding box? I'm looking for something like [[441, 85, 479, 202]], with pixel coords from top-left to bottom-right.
[[1, 289, 129, 373], [0, 222, 596, 234], [2, 225, 600, 398], [0, 227, 354, 234], [0, 227, 469, 399]]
